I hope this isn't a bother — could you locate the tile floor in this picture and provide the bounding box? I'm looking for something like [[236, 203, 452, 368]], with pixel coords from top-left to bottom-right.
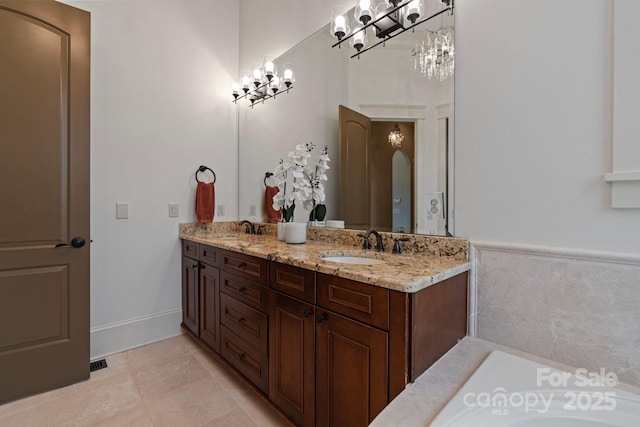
[[0, 334, 288, 426]]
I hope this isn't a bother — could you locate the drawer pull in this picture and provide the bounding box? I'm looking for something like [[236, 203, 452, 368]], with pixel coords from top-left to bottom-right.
[[316, 313, 327, 324], [201, 264, 206, 270], [238, 353, 246, 360], [239, 287, 247, 293], [303, 309, 312, 318], [237, 262, 246, 269], [238, 317, 246, 323]]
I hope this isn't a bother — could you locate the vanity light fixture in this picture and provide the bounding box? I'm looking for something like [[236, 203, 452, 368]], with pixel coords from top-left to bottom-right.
[[232, 58, 295, 107], [331, 0, 453, 59], [388, 123, 404, 148]]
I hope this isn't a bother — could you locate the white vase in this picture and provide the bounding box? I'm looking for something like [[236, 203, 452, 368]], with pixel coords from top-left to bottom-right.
[[285, 222, 306, 244], [277, 222, 287, 241]]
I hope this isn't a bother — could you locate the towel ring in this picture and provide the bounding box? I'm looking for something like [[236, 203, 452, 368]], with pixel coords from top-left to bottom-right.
[[195, 165, 216, 184], [264, 172, 274, 187]]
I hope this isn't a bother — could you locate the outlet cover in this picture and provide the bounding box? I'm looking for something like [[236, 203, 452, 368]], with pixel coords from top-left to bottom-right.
[[116, 203, 128, 219], [249, 205, 257, 216], [217, 204, 225, 216], [168, 203, 179, 217]]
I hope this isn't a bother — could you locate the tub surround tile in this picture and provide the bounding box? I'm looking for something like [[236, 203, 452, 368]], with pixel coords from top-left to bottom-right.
[[179, 222, 470, 293], [474, 241, 640, 389]]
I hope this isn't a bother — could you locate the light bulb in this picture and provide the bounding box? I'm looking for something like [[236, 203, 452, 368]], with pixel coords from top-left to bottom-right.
[[241, 75, 251, 93]]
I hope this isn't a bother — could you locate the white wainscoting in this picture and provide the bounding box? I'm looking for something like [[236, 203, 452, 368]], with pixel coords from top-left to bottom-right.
[[470, 241, 640, 387]]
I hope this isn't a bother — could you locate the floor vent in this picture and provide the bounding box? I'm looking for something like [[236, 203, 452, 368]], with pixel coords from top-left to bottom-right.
[[90, 359, 108, 372]]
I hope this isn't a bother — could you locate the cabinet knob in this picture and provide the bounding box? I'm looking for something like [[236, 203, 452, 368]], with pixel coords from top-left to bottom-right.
[[303, 309, 312, 318], [238, 353, 246, 360], [316, 313, 327, 324], [237, 262, 246, 269], [239, 287, 247, 293], [192, 263, 198, 269], [201, 264, 206, 270]]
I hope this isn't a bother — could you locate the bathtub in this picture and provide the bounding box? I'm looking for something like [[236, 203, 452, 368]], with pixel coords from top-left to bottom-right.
[[430, 350, 640, 427]]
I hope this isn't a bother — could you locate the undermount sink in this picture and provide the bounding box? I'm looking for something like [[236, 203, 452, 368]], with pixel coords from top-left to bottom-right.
[[319, 256, 386, 265]]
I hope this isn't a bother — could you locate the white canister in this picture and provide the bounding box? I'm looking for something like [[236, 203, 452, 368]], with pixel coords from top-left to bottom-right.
[[277, 222, 287, 241], [285, 222, 307, 244]]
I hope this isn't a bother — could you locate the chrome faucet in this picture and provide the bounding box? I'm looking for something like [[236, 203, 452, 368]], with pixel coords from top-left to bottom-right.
[[363, 229, 384, 252], [239, 220, 255, 235]]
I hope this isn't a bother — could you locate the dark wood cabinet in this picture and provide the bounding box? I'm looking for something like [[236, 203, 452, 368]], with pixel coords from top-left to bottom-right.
[[199, 263, 220, 352], [182, 242, 468, 427], [316, 310, 388, 427], [270, 269, 392, 427], [269, 291, 316, 427], [181, 241, 220, 352], [181, 255, 199, 335]]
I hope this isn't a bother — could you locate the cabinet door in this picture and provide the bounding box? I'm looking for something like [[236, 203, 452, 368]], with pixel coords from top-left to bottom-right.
[[181, 256, 199, 335], [199, 263, 220, 352], [269, 291, 315, 427], [316, 311, 388, 427]]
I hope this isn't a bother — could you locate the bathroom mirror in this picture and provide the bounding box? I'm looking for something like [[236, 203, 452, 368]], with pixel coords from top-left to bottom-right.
[[238, 3, 454, 235]]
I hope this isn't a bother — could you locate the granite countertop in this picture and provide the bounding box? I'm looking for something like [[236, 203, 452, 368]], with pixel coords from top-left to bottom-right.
[[179, 224, 470, 293]]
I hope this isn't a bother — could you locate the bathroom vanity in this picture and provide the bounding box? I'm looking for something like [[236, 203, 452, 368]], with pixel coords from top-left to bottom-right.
[[180, 222, 470, 427]]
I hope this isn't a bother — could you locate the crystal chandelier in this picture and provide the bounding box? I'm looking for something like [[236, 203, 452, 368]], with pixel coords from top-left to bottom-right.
[[388, 123, 404, 148], [411, 26, 454, 81]]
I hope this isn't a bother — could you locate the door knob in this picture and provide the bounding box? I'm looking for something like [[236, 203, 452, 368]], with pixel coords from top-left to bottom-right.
[[55, 237, 86, 248]]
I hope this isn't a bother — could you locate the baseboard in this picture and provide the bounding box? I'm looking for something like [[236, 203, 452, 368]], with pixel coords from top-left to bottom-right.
[[90, 308, 183, 360]]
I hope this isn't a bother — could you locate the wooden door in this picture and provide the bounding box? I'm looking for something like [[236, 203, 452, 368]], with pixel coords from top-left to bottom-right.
[[181, 257, 199, 335], [199, 263, 220, 352], [0, 1, 90, 403], [269, 291, 315, 426], [316, 311, 388, 427], [339, 105, 371, 230]]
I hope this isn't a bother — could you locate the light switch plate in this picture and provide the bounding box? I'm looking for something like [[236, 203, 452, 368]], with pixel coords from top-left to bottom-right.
[[168, 203, 179, 217], [116, 203, 128, 219]]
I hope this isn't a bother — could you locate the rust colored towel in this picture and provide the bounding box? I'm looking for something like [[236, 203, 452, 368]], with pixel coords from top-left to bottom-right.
[[196, 181, 215, 223], [264, 186, 282, 223]]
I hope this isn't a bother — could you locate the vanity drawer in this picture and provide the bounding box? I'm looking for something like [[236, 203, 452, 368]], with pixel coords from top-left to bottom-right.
[[199, 244, 218, 266], [317, 273, 389, 330], [220, 293, 268, 353], [182, 239, 199, 259], [270, 262, 316, 304], [219, 249, 268, 285], [220, 271, 268, 313], [220, 326, 268, 394]]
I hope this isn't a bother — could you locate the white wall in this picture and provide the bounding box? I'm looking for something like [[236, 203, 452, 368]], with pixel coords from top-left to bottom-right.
[[456, 0, 640, 383], [61, 0, 239, 358], [455, 0, 639, 254], [239, 0, 344, 72]]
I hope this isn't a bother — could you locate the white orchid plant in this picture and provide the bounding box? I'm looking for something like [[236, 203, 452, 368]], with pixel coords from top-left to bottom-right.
[[271, 142, 330, 222]]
